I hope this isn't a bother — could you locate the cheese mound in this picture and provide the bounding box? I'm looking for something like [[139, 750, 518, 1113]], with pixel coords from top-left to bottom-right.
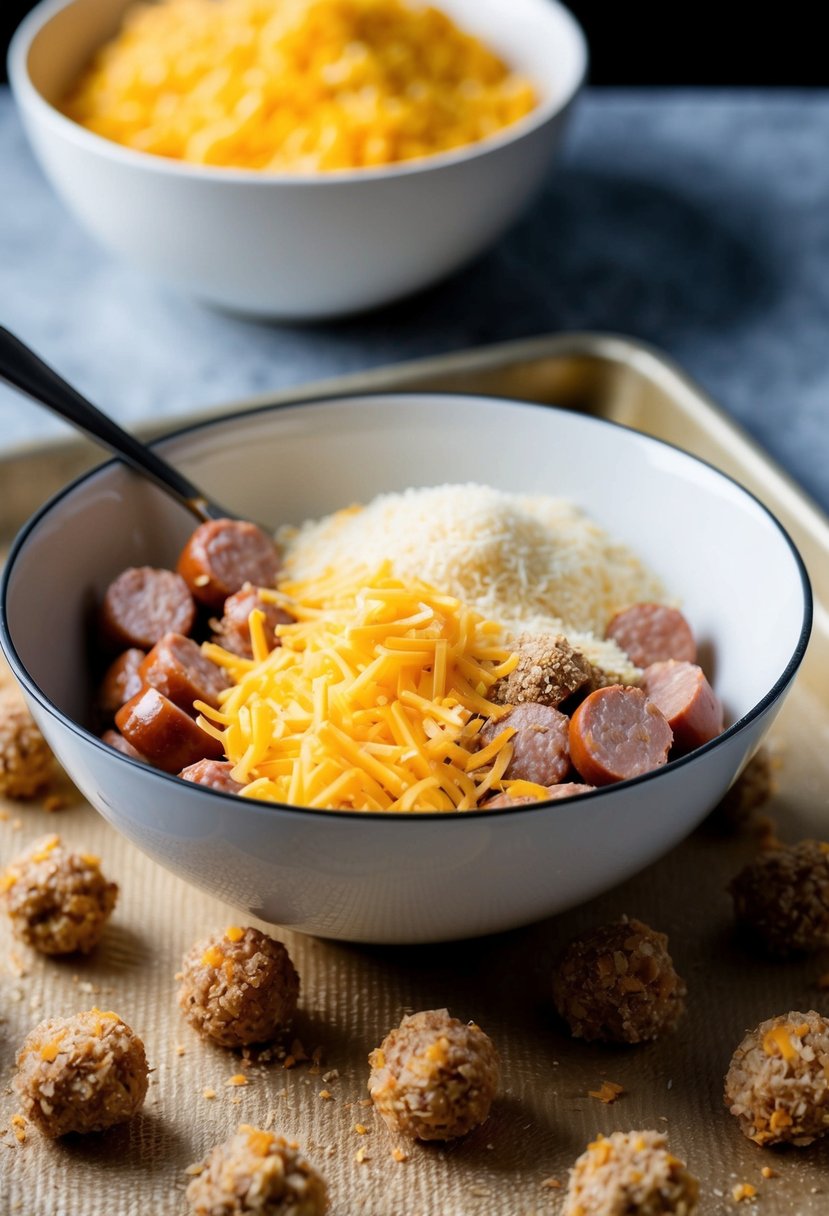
[[281, 484, 665, 681], [196, 566, 535, 812]]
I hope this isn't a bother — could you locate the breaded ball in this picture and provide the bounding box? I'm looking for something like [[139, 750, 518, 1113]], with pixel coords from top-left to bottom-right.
[[552, 917, 686, 1044], [2, 834, 118, 954], [187, 1124, 327, 1216], [563, 1130, 699, 1216], [729, 840, 829, 956], [368, 1008, 498, 1141], [724, 1010, 829, 1146], [711, 746, 774, 828], [0, 687, 54, 799], [178, 926, 299, 1047], [16, 1009, 148, 1137]]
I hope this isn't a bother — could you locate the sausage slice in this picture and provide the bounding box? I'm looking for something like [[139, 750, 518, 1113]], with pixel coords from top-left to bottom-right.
[[212, 584, 293, 658], [139, 633, 229, 713], [482, 782, 595, 810], [100, 567, 195, 651], [177, 519, 280, 610], [479, 703, 571, 786], [115, 687, 223, 774], [606, 603, 697, 668], [569, 685, 673, 786], [97, 649, 146, 720], [100, 728, 148, 763], [642, 660, 724, 753], [179, 759, 244, 795]]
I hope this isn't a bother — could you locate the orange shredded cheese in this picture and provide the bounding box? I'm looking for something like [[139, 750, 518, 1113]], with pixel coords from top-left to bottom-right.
[[763, 1025, 799, 1061], [769, 1109, 793, 1131], [198, 566, 518, 811], [202, 945, 224, 968], [225, 926, 245, 943], [39, 1030, 66, 1062], [227, 1074, 249, 1087], [588, 1080, 624, 1104], [31, 836, 60, 863]]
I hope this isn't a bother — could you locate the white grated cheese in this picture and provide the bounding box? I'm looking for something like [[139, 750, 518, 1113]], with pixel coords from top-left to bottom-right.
[[279, 484, 667, 681]]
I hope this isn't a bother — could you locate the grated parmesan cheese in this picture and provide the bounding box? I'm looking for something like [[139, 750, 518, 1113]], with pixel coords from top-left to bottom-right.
[[280, 484, 666, 681]]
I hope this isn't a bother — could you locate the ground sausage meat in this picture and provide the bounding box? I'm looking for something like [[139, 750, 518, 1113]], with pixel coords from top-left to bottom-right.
[[178, 926, 299, 1047], [729, 840, 829, 956], [186, 1124, 328, 1216], [490, 633, 595, 709], [0, 687, 54, 799], [16, 1009, 148, 1137], [552, 917, 686, 1044], [2, 834, 118, 955], [724, 1010, 829, 1146], [563, 1129, 699, 1216], [368, 1008, 498, 1141], [479, 702, 571, 786]]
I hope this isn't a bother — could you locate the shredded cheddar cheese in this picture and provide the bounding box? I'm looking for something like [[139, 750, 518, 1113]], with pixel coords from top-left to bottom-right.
[[62, 0, 536, 172], [197, 565, 519, 812]]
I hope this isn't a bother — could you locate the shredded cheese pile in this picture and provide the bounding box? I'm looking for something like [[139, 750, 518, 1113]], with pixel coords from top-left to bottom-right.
[[62, 0, 537, 172], [195, 565, 541, 812]]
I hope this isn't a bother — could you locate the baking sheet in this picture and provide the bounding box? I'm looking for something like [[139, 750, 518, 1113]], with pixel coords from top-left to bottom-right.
[[3, 333, 829, 1216]]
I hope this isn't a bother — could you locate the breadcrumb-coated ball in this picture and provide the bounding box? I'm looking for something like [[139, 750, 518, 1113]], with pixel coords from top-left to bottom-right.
[[724, 1010, 829, 1147], [491, 633, 595, 708], [368, 1008, 498, 1141], [186, 1124, 328, 1216], [552, 917, 686, 1044], [16, 1008, 148, 1137], [2, 834, 117, 954], [729, 840, 829, 956], [0, 687, 54, 799], [563, 1130, 699, 1216], [178, 926, 299, 1047], [711, 747, 774, 828]]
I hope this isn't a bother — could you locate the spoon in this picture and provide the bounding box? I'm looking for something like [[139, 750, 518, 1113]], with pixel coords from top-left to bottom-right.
[[0, 325, 236, 525]]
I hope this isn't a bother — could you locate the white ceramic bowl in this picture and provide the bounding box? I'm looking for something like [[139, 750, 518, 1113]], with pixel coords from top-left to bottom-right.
[[0, 395, 812, 943], [9, 0, 587, 319]]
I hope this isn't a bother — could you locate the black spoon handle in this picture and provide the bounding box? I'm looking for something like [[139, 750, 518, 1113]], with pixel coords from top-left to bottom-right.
[[0, 325, 231, 524]]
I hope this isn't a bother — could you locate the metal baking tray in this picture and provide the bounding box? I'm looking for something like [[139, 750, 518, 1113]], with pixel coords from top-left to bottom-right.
[[3, 332, 829, 1215]]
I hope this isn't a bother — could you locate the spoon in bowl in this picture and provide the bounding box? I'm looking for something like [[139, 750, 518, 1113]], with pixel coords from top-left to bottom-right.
[[0, 325, 238, 525]]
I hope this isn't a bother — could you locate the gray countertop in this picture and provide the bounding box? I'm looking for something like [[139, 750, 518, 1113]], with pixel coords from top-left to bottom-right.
[[1, 87, 828, 513]]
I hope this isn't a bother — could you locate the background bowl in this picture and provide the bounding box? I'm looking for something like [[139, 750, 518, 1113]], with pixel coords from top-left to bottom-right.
[[8, 0, 587, 319], [0, 394, 812, 943]]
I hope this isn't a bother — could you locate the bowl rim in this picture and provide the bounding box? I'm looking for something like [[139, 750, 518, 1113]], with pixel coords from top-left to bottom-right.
[[0, 391, 814, 824], [8, 0, 588, 187]]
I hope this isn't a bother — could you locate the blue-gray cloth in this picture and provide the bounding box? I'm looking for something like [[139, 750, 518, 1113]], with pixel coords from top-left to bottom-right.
[[1, 88, 827, 513]]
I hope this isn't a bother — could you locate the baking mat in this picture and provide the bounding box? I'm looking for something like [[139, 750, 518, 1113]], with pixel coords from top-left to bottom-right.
[[2, 651, 829, 1216]]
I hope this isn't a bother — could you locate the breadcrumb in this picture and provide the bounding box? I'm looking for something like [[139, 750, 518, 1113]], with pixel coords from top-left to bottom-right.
[[563, 1130, 698, 1216], [553, 918, 686, 1044], [16, 1009, 148, 1137], [368, 1009, 498, 1142], [2, 835, 117, 955], [0, 689, 55, 799], [725, 1010, 829, 1146], [178, 926, 299, 1047], [186, 1124, 327, 1215], [490, 633, 595, 708]]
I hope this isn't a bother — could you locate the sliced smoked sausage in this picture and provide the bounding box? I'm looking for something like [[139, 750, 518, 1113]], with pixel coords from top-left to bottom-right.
[[179, 759, 244, 794], [100, 728, 147, 763], [177, 519, 280, 610], [212, 584, 294, 658], [569, 685, 673, 786], [479, 702, 571, 786], [642, 660, 723, 753], [482, 782, 594, 810], [115, 686, 223, 774], [606, 603, 696, 668], [139, 633, 229, 713], [100, 567, 195, 651], [98, 649, 146, 719]]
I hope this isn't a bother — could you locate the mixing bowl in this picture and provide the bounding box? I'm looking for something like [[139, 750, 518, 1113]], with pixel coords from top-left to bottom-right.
[[0, 394, 812, 942], [9, 0, 587, 318]]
